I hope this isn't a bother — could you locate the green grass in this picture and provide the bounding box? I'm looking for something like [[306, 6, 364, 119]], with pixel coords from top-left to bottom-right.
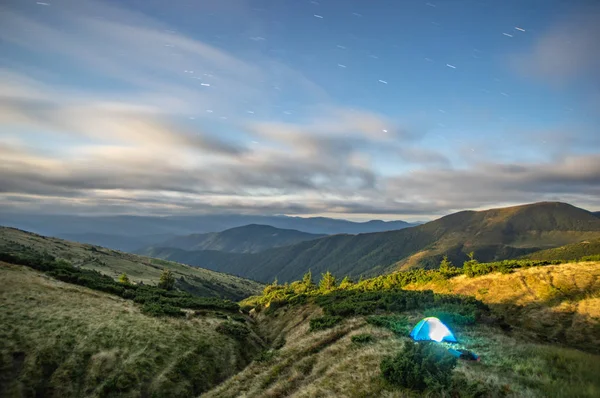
[[0, 227, 262, 301], [0, 263, 264, 397]]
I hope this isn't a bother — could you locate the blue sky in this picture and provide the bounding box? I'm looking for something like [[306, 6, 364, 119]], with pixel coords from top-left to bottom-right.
[[1, 0, 599, 220]]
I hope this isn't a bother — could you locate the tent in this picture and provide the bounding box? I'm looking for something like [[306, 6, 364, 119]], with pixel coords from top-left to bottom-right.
[[409, 317, 457, 343]]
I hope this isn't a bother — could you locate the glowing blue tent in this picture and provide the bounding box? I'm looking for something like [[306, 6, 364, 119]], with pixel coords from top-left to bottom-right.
[[410, 317, 457, 343]]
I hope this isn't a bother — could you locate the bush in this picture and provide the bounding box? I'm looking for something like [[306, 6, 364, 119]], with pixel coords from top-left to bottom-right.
[[351, 333, 374, 344], [424, 302, 480, 328], [366, 315, 409, 336], [381, 342, 457, 392], [141, 302, 185, 317], [309, 315, 343, 331], [216, 322, 250, 340]]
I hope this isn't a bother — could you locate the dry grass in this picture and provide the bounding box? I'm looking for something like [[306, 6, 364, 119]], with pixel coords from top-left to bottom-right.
[[0, 226, 262, 300], [0, 263, 263, 397]]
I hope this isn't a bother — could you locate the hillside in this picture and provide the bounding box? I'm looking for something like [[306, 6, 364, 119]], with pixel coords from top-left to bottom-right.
[[140, 224, 325, 254], [146, 202, 600, 283], [2, 247, 599, 397], [0, 227, 262, 301], [0, 213, 415, 251], [593, 211, 600, 218], [202, 262, 600, 397], [58, 232, 173, 252], [520, 238, 600, 261], [404, 261, 600, 353], [0, 263, 264, 397]]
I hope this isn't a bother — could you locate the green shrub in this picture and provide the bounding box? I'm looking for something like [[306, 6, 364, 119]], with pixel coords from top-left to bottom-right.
[[216, 322, 250, 340], [230, 314, 247, 323], [424, 302, 480, 327], [351, 333, 374, 344], [309, 315, 343, 331], [141, 302, 184, 317], [255, 350, 276, 362], [366, 315, 409, 336], [381, 342, 457, 392]]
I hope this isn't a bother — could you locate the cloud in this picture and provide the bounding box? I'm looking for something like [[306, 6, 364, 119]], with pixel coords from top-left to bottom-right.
[[383, 155, 600, 213], [510, 6, 600, 84], [0, 0, 599, 219]]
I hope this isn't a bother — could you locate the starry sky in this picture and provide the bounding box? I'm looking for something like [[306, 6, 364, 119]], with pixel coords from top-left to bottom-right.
[[1, 0, 599, 221]]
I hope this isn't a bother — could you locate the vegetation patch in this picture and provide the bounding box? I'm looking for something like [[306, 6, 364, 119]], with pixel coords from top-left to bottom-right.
[[216, 322, 251, 340], [381, 342, 457, 392], [366, 315, 410, 336], [351, 333, 374, 344], [309, 315, 343, 331]]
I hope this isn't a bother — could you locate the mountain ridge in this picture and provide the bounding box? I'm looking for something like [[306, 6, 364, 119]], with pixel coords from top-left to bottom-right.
[[145, 202, 600, 283], [0, 213, 416, 251], [139, 224, 325, 254]]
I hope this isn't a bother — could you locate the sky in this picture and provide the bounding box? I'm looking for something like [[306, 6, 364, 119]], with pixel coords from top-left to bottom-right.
[[1, 0, 599, 221]]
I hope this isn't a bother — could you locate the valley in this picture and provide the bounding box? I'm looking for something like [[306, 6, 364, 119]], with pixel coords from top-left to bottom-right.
[[2, 201, 600, 397]]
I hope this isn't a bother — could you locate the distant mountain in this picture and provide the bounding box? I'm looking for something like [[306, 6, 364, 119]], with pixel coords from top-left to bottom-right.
[[139, 224, 325, 254], [0, 213, 415, 251], [593, 211, 600, 218], [58, 232, 174, 252], [144, 202, 600, 283]]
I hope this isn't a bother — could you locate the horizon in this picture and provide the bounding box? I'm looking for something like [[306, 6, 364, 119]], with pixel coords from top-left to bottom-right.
[[2, 200, 598, 224], [1, 0, 599, 219]]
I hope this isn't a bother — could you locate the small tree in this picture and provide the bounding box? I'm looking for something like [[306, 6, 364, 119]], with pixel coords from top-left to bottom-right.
[[118, 272, 131, 285], [439, 255, 455, 278], [463, 252, 478, 278], [339, 276, 353, 289], [302, 270, 315, 290], [158, 268, 175, 290], [319, 271, 337, 291]]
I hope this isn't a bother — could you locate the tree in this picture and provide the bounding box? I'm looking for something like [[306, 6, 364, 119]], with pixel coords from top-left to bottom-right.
[[302, 270, 315, 290], [439, 255, 452, 271], [463, 252, 478, 278], [339, 276, 353, 289], [319, 271, 337, 291], [158, 268, 175, 290], [439, 255, 455, 278], [118, 272, 131, 285]]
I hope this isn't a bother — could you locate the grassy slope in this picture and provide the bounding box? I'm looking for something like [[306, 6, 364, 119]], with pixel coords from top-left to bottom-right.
[[0, 227, 262, 301], [520, 238, 600, 261], [142, 224, 325, 254], [404, 261, 600, 353], [0, 263, 264, 398], [145, 202, 600, 283], [205, 265, 600, 397]]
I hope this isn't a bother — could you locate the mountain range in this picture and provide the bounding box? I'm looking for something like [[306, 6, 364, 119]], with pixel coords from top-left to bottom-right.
[[0, 213, 416, 252], [143, 202, 600, 283], [142, 224, 324, 253]]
